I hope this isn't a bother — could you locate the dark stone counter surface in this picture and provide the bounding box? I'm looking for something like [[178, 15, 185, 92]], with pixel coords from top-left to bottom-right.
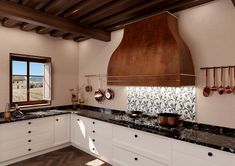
[[0, 105, 235, 154]]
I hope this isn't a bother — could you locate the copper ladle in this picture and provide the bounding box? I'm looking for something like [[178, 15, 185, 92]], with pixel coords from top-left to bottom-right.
[[218, 67, 224, 95], [211, 67, 217, 91], [203, 68, 210, 97], [225, 66, 232, 94]]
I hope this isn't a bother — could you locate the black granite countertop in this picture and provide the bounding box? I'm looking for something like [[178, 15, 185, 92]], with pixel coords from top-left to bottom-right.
[[0, 105, 234, 154], [74, 108, 235, 154]]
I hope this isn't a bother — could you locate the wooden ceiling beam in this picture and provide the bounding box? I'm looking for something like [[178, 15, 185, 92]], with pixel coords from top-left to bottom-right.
[[0, 1, 110, 41], [63, 0, 113, 20], [20, 0, 51, 31], [62, 33, 79, 40], [93, 0, 172, 28], [232, 0, 235, 6], [103, 0, 214, 30], [79, 0, 146, 24]]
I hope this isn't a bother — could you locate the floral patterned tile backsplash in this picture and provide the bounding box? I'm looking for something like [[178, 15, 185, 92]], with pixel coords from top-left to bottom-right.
[[127, 86, 196, 121]]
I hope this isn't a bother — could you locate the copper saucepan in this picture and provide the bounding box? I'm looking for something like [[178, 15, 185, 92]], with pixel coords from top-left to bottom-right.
[[104, 88, 115, 100], [157, 113, 182, 127], [94, 89, 105, 103]]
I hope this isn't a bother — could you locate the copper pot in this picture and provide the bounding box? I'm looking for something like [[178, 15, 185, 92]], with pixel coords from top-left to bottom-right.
[[157, 113, 182, 127], [94, 89, 105, 103], [104, 88, 115, 100]]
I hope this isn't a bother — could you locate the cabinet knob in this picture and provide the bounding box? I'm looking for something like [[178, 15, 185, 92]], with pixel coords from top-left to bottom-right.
[[28, 148, 31, 151], [92, 121, 95, 124], [28, 131, 31, 134], [92, 139, 95, 142], [28, 140, 31, 142], [134, 134, 138, 138], [56, 119, 59, 121], [77, 119, 79, 121], [92, 148, 95, 151], [134, 157, 138, 161], [28, 122, 31, 125], [208, 152, 213, 157], [92, 130, 95, 133]]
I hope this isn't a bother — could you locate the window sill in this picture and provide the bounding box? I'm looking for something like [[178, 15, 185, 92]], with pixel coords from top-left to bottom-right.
[[11, 102, 51, 109]]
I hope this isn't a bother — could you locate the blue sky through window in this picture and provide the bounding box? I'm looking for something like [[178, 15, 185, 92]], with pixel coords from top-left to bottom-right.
[[13, 61, 44, 76]]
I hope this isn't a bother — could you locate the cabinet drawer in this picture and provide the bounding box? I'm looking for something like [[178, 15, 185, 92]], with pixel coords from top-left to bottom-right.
[[172, 140, 235, 166], [173, 151, 221, 166], [112, 146, 168, 166], [113, 125, 171, 162]]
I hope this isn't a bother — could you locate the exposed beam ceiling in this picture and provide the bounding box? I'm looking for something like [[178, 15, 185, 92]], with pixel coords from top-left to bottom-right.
[[0, 0, 214, 42], [0, 1, 110, 41]]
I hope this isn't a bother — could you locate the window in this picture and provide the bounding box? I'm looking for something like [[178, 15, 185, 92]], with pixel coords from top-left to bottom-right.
[[10, 53, 52, 107]]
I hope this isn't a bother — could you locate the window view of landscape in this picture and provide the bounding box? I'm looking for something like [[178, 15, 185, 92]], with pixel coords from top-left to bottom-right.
[[12, 61, 44, 102]]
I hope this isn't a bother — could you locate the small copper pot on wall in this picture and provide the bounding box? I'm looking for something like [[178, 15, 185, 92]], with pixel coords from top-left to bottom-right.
[[94, 89, 105, 103], [104, 88, 114, 100]]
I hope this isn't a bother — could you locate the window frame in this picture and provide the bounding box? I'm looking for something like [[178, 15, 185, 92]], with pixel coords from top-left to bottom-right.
[[9, 53, 52, 107]]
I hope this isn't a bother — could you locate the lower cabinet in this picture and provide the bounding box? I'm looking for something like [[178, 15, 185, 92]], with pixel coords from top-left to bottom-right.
[[113, 146, 168, 166], [112, 125, 171, 166], [1, 113, 235, 166], [172, 140, 235, 166], [0, 116, 54, 162], [54, 114, 70, 146], [70, 114, 112, 163], [0, 114, 70, 163]]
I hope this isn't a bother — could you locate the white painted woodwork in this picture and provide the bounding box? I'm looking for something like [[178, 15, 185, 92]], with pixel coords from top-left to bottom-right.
[[54, 114, 70, 146]]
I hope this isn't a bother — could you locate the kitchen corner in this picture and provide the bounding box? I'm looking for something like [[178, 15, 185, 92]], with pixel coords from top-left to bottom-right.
[[0, 0, 235, 166]]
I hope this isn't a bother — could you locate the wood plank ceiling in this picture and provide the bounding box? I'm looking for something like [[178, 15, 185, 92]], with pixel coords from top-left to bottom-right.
[[0, 0, 214, 42]]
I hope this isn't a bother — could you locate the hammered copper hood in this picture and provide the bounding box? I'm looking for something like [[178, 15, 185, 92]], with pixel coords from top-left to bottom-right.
[[107, 12, 195, 86]]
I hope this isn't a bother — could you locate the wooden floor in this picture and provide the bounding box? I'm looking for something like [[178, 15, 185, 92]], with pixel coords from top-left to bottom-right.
[[9, 146, 111, 166]]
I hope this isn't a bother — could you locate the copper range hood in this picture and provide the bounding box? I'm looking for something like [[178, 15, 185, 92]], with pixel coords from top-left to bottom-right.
[[107, 12, 195, 86]]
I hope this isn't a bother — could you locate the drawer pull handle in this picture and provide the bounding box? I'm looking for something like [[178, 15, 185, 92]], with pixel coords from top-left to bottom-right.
[[92, 139, 95, 142], [28, 148, 31, 151], [93, 130, 95, 133], [92, 121, 95, 124], [208, 152, 213, 157], [28, 131, 31, 134], [134, 134, 138, 138], [28, 122, 31, 125], [28, 140, 31, 142], [56, 119, 59, 121], [134, 157, 138, 161]]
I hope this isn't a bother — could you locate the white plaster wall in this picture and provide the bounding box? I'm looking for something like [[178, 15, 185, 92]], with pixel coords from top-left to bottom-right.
[[78, 30, 127, 111], [78, 0, 235, 128], [0, 26, 79, 111], [178, 0, 235, 128]]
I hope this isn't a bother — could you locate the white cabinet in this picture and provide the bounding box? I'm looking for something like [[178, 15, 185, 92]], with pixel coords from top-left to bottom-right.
[[0, 117, 54, 162], [112, 125, 171, 166], [172, 140, 235, 166], [71, 114, 112, 163], [113, 146, 167, 166], [54, 114, 70, 146], [71, 114, 90, 149]]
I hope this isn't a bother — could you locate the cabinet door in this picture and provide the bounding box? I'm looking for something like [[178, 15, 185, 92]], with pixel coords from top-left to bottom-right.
[[54, 114, 70, 146], [71, 115, 91, 149], [172, 140, 235, 166]]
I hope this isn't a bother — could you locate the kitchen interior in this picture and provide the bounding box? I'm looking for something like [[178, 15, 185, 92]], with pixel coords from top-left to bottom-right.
[[0, 0, 235, 166]]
